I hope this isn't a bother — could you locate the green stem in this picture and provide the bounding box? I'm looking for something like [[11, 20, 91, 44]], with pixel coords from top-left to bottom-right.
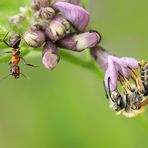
[[60, 50, 104, 78]]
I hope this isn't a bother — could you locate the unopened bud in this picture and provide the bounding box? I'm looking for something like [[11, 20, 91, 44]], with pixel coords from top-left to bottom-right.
[[24, 30, 45, 48], [9, 14, 25, 25], [54, 0, 80, 5], [57, 31, 101, 52], [42, 41, 60, 70], [39, 7, 55, 19], [30, 22, 49, 31], [45, 15, 70, 41], [32, 0, 50, 11]]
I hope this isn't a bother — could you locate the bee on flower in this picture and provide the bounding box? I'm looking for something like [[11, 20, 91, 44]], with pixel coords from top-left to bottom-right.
[[90, 46, 148, 117]]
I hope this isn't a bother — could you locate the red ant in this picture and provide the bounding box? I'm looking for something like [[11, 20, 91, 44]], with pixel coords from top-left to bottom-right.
[[2, 32, 37, 79]]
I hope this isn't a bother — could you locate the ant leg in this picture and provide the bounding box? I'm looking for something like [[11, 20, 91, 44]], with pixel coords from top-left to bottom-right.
[[4, 51, 12, 54], [128, 66, 145, 93], [20, 57, 38, 67], [2, 32, 9, 46], [0, 74, 12, 80], [20, 73, 30, 79]]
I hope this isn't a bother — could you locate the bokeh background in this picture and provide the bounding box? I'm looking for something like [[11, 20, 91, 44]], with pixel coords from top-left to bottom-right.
[[0, 0, 148, 148]]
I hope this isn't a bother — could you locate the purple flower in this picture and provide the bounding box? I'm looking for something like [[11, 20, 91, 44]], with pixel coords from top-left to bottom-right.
[[57, 31, 100, 52], [104, 55, 138, 91], [24, 30, 45, 48], [53, 1, 90, 31], [90, 46, 111, 70], [42, 41, 60, 70], [90, 47, 139, 91]]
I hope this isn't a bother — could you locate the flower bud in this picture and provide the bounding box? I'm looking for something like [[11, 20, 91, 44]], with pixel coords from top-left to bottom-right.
[[45, 15, 70, 41], [9, 14, 25, 25], [53, 2, 89, 31], [54, 0, 80, 5], [30, 22, 49, 31], [69, 0, 80, 5], [39, 7, 55, 20], [24, 30, 45, 48], [42, 41, 60, 70], [57, 31, 101, 52], [32, 0, 50, 11]]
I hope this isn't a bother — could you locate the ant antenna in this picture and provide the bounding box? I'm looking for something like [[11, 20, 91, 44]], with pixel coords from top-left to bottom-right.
[[0, 74, 11, 80], [0, 32, 10, 41]]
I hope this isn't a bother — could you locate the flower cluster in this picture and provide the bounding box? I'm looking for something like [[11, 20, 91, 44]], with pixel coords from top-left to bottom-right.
[[21, 0, 100, 70], [7, 0, 148, 117], [90, 46, 148, 117]]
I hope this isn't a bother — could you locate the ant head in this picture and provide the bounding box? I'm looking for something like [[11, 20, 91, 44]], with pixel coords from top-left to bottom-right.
[[9, 34, 21, 48], [10, 65, 20, 79]]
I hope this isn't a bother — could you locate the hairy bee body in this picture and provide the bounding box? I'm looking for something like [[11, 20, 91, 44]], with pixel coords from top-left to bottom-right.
[[140, 61, 148, 96], [122, 84, 145, 117]]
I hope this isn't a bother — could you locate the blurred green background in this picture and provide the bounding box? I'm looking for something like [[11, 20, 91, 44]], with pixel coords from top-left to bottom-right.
[[0, 0, 148, 148]]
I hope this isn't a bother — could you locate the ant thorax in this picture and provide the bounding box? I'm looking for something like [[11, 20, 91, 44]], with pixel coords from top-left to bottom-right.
[[12, 48, 20, 55]]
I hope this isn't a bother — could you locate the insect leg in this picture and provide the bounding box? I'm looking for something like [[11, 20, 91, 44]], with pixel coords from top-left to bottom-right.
[[20, 57, 38, 67], [128, 66, 145, 93], [0, 74, 12, 80], [20, 73, 30, 79], [118, 71, 132, 91], [2, 32, 10, 46], [137, 98, 148, 109]]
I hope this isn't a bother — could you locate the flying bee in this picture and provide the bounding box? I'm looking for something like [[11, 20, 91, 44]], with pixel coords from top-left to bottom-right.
[[138, 60, 148, 96], [119, 70, 148, 117], [103, 77, 125, 114], [1, 32, 37, 79]]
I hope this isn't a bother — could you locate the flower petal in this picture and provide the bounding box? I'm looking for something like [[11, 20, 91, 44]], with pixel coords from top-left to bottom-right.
[[110, 56, 138, 69], [121, 57, 138, 69], [53, 2, 89, 31], [57, 31, 100, 51], [104, 56, 118, 91], [90, 46, 111, 70]]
